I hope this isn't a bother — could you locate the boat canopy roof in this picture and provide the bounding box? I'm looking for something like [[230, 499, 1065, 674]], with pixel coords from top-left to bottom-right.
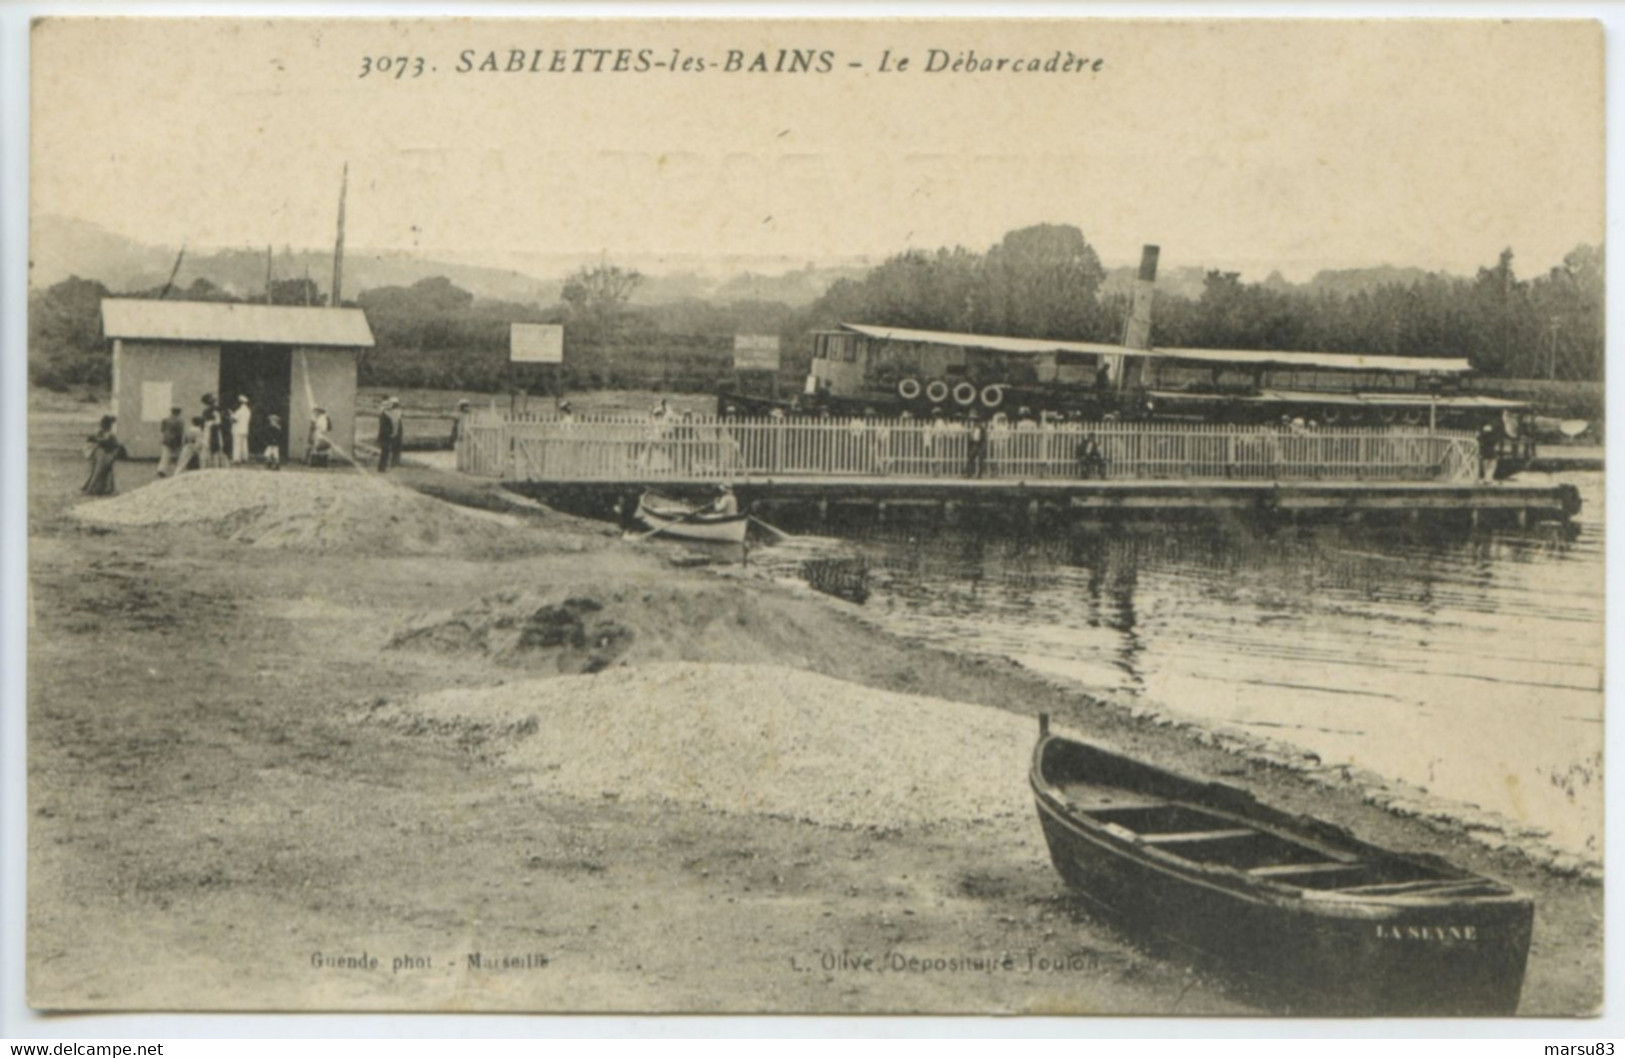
[[841, 323, 1123, 358], [1153, 346, 1472, 375], [841, 323, 1474, 376], [1148, 389, 1531, 410]]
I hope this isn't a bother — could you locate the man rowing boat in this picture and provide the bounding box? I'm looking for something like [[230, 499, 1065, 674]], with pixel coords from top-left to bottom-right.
[[705, 483, 739, 516]]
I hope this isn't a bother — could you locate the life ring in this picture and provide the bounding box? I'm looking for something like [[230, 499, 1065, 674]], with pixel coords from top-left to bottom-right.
[[1322, 408, 1342, 425], [952, 382, 978, 406], [897, 377, 922, 400], [1376, 408, 1399, 425], [1400, 408, 1425, 426], [925, 379, 950, 404], [980, 384, 1005, 409]]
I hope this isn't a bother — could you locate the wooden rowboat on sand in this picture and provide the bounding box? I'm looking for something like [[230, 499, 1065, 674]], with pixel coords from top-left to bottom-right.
[[634, 491, 749, 544], [1030, 715, 1533, 1015]]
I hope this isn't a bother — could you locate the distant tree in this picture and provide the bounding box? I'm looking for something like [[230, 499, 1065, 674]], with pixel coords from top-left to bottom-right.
[[807, 225, 1114, 341], [978, 224, 1109, 339], [357, 276, 475, 322], [28, 276, 110, 389], [560, 263, 643, 345], [268, 277, 325, 306], [182, 277, 238, 302], [1526, 243, 1604, 381]]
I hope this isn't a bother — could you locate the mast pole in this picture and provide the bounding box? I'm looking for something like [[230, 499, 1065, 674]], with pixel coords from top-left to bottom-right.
[[331, 162, 348, 307]]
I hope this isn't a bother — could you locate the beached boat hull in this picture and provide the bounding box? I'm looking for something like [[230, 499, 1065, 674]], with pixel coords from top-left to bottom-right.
[[634, 494, 749, 544], [1031, 729, 1533, 1015]]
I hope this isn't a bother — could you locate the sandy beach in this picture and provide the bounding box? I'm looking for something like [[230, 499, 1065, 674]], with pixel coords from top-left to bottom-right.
[[26, 409, 1602, 1015]]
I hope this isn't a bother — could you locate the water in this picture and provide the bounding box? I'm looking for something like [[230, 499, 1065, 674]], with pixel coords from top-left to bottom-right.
[[756, 472, 1604, 860]]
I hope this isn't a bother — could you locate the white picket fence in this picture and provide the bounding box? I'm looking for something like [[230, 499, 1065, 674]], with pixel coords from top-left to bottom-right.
[[457, 413, 1482, 484]]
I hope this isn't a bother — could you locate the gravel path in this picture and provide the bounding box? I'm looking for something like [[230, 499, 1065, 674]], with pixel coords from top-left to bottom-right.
[[366, 662, 1037, 829]]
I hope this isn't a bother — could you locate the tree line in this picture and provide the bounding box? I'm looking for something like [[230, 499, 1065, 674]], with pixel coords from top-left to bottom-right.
[[27, 225, 1603, 397]]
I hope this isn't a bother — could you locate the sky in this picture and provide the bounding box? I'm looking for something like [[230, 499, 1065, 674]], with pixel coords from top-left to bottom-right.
[[30, 17, 1605, 280]]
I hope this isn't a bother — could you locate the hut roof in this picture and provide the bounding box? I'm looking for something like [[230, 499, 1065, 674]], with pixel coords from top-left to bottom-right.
[[102, 299, 375, 348]]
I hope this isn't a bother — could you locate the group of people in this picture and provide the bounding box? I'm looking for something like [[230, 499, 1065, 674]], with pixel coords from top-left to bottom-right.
[[153, 393, 296, 479], [936, 407, 1106, 480], [81, 392, 340, 497]]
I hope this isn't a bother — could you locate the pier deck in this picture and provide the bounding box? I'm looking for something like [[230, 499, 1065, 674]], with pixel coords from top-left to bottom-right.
[[468, 416, 1581, 527], [513, 475, 1581, 527]]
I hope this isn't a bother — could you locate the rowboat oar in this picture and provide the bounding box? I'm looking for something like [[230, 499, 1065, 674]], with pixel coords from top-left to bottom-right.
[[748, 514, 796, 542]]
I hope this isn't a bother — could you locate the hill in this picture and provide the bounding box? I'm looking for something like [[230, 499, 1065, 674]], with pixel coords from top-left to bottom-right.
[[29, 215, 859, 308]]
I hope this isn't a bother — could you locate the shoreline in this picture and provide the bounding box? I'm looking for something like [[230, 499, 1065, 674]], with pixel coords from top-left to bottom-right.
[[723, 564, 1603, 878], [710, 517, 1603, 880], [25, 416, 1602, 1015]]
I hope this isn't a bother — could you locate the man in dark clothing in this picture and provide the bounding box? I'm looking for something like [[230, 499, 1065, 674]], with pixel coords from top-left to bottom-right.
[[964, 414, 988, 479], [377, 397, 397, 472], [156, 406, 185, 477], [1478, 422, 1502, 481], [389, 400, 406, 467], [1077, 432, 1107, 479]]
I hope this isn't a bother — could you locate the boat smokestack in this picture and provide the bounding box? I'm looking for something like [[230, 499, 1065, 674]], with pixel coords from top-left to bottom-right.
[[1121, 244, 1159, 350], [1039, 712, 1050, 737]]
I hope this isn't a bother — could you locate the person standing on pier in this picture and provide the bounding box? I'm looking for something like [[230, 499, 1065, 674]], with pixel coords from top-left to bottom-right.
[[964, 412, 989, 479], [1077, 433, 1106, 479], [1478, 421, 1503, 481]]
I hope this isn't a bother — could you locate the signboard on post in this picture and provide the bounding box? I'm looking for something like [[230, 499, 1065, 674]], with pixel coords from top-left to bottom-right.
[[732, 334, 781, 371], [510, 323, 564, 363]]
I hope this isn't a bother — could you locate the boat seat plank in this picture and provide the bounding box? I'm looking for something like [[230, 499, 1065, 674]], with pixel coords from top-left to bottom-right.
[[1331, 878, 1482, 896], [1139, 828, 1257, 845], [1054, 784, 1169, 812], [1249, 861, 1366, 878], [1071, 798, 1173, 814]]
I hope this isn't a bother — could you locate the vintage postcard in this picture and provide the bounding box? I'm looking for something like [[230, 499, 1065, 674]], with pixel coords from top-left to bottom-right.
[[26, 17, 1603, 1015]]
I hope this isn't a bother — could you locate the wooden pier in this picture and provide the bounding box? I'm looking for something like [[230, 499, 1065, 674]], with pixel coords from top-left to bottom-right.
[[515, 475, 1580, 530], [463, 414, 1581, 528]]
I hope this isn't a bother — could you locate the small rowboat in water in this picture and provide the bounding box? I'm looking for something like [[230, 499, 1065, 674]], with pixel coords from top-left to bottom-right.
[[1030, 716, 1533, 1015], [634, 491, 748, 544]]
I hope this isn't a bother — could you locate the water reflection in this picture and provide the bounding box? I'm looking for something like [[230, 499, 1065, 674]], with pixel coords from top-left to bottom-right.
[[760, 474, 1604, 858]]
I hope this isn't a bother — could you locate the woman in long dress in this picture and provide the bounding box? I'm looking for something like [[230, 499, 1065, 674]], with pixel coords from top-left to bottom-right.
[[202, 394, 225, 468], [81, 415, 123, 495]]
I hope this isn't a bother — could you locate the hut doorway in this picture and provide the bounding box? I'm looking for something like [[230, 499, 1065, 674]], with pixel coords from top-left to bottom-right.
[[219, 344, 292, 458]]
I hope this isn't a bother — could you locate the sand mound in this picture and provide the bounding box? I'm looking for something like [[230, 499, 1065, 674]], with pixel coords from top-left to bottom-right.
[[364, 662, 1035, 828], [388, 584, 877, 674], [73, 469, 532, 555]]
